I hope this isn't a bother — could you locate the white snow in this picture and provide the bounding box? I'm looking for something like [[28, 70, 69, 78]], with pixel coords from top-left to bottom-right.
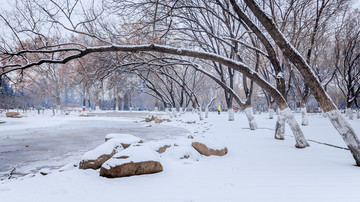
[[104, 133, 142, 144], [102, 145, 160, 169], [1, 111, 360, 201], [81, 138, 124, 161]]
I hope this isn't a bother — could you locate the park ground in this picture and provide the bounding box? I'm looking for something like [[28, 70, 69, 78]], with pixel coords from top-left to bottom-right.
[[0, 110, 360, 202]]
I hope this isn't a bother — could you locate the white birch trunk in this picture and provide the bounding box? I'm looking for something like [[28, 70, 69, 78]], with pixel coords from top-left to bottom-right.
[[347, 108, 354, 120], [129, 107, 132, 112], [154, 107, 158, 112], [171, 107, 177, 117], [269, 108, 274, 119], [228, 108, 235, 121], [205, 106, 209, 118], [179, 107, 183, 114], [284, 108, 310, 148], [244, 107, 257, 130], [274, 109, 285, 140], [198, 107, 204, 121], [115, 97, 119, 111], [95, 105, 100, 111], [301, 107, 309, 126]]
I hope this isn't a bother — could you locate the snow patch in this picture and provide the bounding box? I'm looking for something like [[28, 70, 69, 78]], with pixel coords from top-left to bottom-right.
[[102, 145, 160, 169]]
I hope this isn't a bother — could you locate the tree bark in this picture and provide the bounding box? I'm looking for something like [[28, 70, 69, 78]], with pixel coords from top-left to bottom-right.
[[300, 102, 309, 126], [244, 107, 257, 130], [228, 108, 235, 121], [205, 106, 209, 118]]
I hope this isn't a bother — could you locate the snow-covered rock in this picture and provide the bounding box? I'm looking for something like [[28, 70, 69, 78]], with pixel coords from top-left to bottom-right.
[[104, 133, 143, 148], [192, 136, 228, 156], [156, 145, 171, 153], [100, 145, 163, 178], [6, 112, 19, 117], [161, 145, 201, 162], [79, 139, 125, 170]]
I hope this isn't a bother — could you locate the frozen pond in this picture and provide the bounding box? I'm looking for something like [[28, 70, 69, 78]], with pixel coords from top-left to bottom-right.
[[0, 113, 188, 180]]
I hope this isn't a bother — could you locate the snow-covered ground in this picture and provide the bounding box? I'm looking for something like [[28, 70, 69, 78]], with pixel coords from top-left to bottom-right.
[[0, 110, 360, 201]]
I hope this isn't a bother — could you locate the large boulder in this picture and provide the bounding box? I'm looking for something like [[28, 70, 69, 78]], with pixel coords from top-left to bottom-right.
[[104, 133, 143, 148], [192, 136, 228, 156], [100, 145, 163, 178], [6, 112, 20, 117], [79, 139, 124, 169]]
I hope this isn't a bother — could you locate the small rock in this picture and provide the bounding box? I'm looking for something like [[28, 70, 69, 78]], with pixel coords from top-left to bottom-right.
[[6, 112, 20, 117], [0, 121, 6, 124], [192, 136, 228, 156], [39, 168, 51, 176], [185, 121, 196, 124], [154, 118, 163, 124], [156, 145, 171, 154]]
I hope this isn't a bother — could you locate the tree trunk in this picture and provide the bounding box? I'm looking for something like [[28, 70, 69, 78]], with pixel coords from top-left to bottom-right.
[[284, 108, 310, 148], [275, 110, 285, 140], [56, 96, 61, 112], [172, 107, 177, 117], [269, 102, 274, 119], [205, 106, 209, 118], [228, 108, 235, 121], [300, 102, 309, 126], [198, 107, 204, 121], [347, 108, 354, 120], [244, 107, 257, 130], [115, 96, 119, 111], [95, 99, 100, 111], [357, 109, 360, 119]]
